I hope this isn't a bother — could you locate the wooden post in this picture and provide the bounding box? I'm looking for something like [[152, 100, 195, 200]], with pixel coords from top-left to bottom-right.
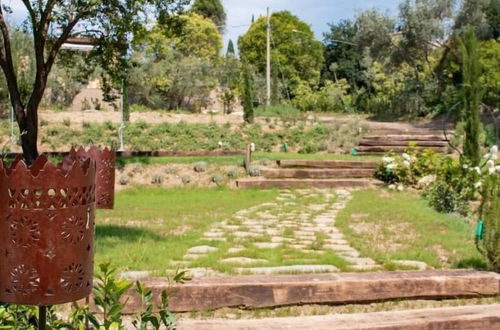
[[38, 306, 46, 330], [245, 144, 253, 173]]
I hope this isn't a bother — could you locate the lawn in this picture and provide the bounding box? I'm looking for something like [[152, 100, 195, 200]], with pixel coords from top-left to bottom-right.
[[336, 189, 484, 269], [95, 187, 279, 275]]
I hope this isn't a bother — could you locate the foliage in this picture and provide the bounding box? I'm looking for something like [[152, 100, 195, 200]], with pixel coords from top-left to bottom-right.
[[242, 64, 254, 123], [0, 263, 187, 330], [478, 40, 500, 107], [191, 0, 227, 34], [293, 80, 352, 112], [477, 170, 500, 272], [193, 161, 208, 172], [425, 180, 470, 216], [238, 11, 324, 96], [458, 28, 483, 166]]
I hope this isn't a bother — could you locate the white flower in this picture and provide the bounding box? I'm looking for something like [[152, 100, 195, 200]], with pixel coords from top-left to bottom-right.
[[397, 184, 404, 191], [491, 145, 498, 154], [382, 157, 394, 164], [250, 143, 256, 152], [463, 164, 469, 169], [487, 160, 495, 168], [386, 163, 397, 170], [403, 160, 411, 168], [489, 167, 496, 175], [402, 153, 411, 161], [491, 154, 498, 161], [496, 166, 500, 173], [218, 141, 223, 147], [474, 181, 482, 189], [474, 167, 481, 175], [388, 184, 396, 190], [484, 153, 491, 159]]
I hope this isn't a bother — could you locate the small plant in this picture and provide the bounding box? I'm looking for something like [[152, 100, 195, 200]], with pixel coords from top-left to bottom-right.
[[477, 173, 500, 272], [40, 119, 49, 127], [164, 165, 178, 175], [248, 165, 261, 177], [62, 118, 71, 127], [211, 173, 224, 186], [131, 163, 143, 174], [151, 173, 164, 185], [119, 176, 129, 186], [259, 158, 271, 166], [193, 161, 207, 173], [181, 175, 192, 184], [424, 180, 469, 216], [227, 167, 240, 178]]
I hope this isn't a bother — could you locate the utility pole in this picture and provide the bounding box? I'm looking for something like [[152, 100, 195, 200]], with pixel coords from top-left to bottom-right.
[[266, 7, 271, 107]]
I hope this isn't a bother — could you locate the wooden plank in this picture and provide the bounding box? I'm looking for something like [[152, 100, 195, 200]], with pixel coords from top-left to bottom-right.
[[359, 140, 448, 147], [277, 160, 379, 169], [362, 134, 449, 141], [121, 270, 500, 313], [236, 178, 375, 189], [177, 304, 500, 330], [355, 146, 445, 153], [261, 168, 375, 179]]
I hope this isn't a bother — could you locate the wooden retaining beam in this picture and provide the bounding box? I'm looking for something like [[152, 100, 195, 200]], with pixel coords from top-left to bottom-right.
[[261, 168, 375, 179], [236, 178, 375, 189], [177, 304, 500, 330], [277, 160, 379, 169], [122, 270, 500, 313]]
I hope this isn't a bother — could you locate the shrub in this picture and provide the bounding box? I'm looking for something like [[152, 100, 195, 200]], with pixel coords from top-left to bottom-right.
[[151, 173, 164, 185], [477, 173, 500, 272], [119, 176, 129, 186], [131, 163, 143, 174], [424, 180, 469, 216], [211, 173, 224, 186], [164, 165, 178, 175], [227, 167, 240, 178], [193, 161, 207, 173], [248, 165, 261, 177], [62, 118, 71, 127], [181, 175, 192, 184]]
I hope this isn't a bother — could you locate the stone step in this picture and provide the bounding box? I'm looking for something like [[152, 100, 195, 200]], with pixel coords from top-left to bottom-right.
[[236, 178, 377, 189], [177, 304, 500, 329], [261, 168, 375, 179], [277, 160, 379, 169], [359, 140, 448, 147], [121, 270, 500, 312], [355, 145, 446, 153]]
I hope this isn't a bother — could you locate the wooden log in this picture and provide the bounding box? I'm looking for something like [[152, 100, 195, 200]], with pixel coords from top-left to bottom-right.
[[236, 178, 375, 189], [121, 270, 500, 313], [261, 168, 375, 179], [359, 140, 448, 147], [177, 304, 500, 330], [277, 160, 379, 169], [355, 146, 445, 153], [362, 134, 449, 141]]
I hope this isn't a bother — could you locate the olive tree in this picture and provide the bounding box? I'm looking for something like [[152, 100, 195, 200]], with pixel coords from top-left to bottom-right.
[[0, 0, 187, 163]]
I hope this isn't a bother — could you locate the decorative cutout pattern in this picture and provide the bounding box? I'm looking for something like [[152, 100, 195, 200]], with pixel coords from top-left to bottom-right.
[[10, 264, 40, 295], [9, 215, 41, 248], [7, 186, 95, 210], [60, 263, 85, 292], [61, 216, 86, 244]]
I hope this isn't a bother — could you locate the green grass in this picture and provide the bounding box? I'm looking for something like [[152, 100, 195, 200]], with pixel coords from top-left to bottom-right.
[[336, 189, 485, 269], [117, 152, 381, 167], [95, 187, 278, 275]]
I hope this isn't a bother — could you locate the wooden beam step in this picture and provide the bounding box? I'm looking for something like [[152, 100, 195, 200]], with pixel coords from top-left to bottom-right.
[[363, 134, 449, 141], [177, 304, 500, 329], [236, 178, 376, 189], [261, 168, 375, 179], [122, 270, 499, 313], [277, 160, 379, 169], [359, 140, 448, 147], [355, 146, 446, 153]]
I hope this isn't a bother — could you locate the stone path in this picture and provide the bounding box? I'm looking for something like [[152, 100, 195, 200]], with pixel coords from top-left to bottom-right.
[[170, 188, 382, 278]]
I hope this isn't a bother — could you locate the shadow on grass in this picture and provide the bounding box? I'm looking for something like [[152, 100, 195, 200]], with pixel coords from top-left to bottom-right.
[[96, 224, 163, 243], [455, 257, 488, 270]]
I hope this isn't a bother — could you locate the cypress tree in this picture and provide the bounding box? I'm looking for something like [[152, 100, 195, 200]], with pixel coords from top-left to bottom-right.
[[242, 64, 254, 123], [458, 27, 483, 166], [227, 39, 235, 57], [191, 0, 226, 34]]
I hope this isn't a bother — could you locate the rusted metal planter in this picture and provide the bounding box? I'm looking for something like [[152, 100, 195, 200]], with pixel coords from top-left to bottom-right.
[[73, 146, 116, 209], [0, 154, 96, 306]]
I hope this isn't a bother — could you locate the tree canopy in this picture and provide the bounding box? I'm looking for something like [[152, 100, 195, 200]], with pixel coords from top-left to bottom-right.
[[238, 11, 324, 96], [191, 0, 227, 34]]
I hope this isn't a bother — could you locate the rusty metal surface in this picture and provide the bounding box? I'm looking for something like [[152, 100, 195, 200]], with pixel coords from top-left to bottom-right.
[[0, 154, 96, 306], [73, 146, 116, 209]]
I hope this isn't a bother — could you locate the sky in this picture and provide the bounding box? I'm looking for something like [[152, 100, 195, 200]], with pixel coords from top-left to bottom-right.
[[222, 0, 400, 49], [6, 0, 400, 48]]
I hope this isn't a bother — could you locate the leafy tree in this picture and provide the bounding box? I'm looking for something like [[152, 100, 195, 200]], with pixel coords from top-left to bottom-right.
[[323, 19, 363, 88], [0, 0, 188, 163], [191, 0, 226, 34], [241, 63, 254, 123], [354, 9, 395, 61], [458, 28, 483, 166], [484, 0, 500, 39], [238, 11, 324, 96]]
